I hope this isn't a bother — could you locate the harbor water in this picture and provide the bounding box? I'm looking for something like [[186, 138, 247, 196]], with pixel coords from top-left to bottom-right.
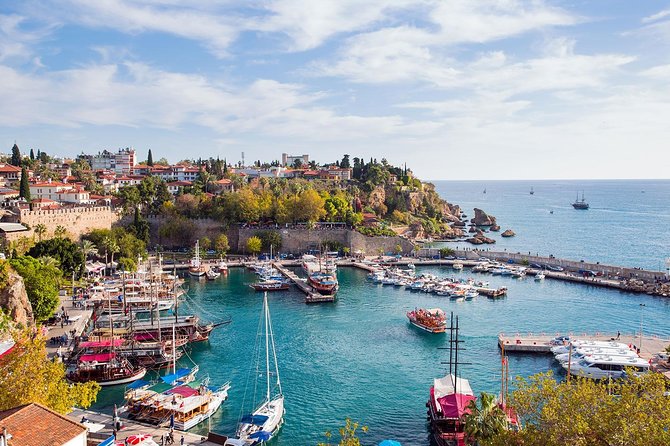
[[93, 180, 670, 445]]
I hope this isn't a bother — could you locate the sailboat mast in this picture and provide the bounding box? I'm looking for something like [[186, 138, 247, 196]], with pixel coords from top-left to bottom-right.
[[264, 292, 271, 403], [172, 323, 176, 374], [268, 295, 282, 395]]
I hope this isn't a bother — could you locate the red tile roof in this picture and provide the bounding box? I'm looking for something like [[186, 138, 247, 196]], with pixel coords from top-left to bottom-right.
[[215, 178, 232, 184], [0, 403, 86, 446], [0, 164, 21, 173]]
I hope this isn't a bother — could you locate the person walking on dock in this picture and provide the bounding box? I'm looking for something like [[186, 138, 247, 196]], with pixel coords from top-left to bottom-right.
[[616, 331, 620, 340]]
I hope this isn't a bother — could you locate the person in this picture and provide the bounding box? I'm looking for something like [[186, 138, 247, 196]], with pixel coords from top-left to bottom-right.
[[168, 429, 174, 445], [616, 331, 621, 340], [180, 435, 184, 446], [160, 434, 164, 446]]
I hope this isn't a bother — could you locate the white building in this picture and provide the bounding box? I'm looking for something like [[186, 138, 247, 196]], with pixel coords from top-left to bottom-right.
[[29, 182, 91, 204], [88, 148, 136, 174], [281, 153, 309, 167]]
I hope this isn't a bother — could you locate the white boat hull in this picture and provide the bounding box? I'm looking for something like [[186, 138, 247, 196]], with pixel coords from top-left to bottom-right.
[[99, 367, 147, 387]]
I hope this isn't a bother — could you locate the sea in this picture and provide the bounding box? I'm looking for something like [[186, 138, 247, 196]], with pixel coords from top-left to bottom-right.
[[94, 180, 670, 446]]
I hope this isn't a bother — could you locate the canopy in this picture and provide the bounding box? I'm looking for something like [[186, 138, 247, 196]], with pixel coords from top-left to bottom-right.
[[379, 441, 402, 446], [249, 431, 271, 441], [79, 352, 115, 363], [240, 414, 269, 426], [434, 374, 474, 399], [99, 436, 116, 446], [126, 379, 150, 390], [166, 385, 199, 398], [437, 393, 476, 419], [161, 368, 193, 385], [79, 339, 124, 349]]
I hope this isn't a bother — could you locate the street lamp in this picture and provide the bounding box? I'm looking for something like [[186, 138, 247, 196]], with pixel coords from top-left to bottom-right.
[[639, 303, 646, 352]]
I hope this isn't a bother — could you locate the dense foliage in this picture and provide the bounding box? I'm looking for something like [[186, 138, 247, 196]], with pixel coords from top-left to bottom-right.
[[27, 238, 84, 278], [481, 371, 670, 446], [0, 327, 100, 413], [84, 228, 147, 262], [9, 257, 61, 322]]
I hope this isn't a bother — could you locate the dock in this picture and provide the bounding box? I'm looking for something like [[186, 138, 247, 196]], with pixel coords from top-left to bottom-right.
[[273, 262, 335, 303], [498, 332, 670, 362]]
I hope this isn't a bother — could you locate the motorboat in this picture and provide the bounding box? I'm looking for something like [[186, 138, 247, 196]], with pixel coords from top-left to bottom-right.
[[407, 308, 447, 333], [206, 268, 221, 281], [562, 355, 649, 379], [250, 280, 289, 292]]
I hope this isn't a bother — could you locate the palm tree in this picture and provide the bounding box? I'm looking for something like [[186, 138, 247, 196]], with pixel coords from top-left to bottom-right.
[[462, 392, 509, 445], [34, 224, 47, 242], [81, 240, 98, 275], [54, 225, 67, 239], [102, 236, 120, 275]]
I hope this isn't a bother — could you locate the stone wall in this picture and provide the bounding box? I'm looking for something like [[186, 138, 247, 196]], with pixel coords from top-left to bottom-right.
[[237, 227, 414, 255], [12, 206, 120, 240]]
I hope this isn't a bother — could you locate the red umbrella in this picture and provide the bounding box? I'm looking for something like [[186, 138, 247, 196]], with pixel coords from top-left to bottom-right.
[[124, 434, 153, 445]]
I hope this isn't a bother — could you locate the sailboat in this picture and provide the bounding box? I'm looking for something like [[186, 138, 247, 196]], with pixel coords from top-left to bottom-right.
[[229, 292, 284, 445], [189, 240, 207, 277], [572, 192, 589, 210]]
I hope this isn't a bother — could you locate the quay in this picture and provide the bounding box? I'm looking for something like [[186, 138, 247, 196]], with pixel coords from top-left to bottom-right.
[[272, 262, 335, 303], [498, 332, 670, 362], [69, 408, 220, 446], [45, 292, 94, 358]]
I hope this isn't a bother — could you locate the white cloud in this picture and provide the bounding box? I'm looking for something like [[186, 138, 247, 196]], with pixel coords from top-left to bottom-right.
[[0, 14, 54, 62], [642, 9, 670, 23]]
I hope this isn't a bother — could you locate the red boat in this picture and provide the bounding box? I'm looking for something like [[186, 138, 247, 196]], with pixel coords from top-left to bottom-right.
[[428, 374, 475, 446], [308, 272, 338, 295], [407, 308, 446, 333]]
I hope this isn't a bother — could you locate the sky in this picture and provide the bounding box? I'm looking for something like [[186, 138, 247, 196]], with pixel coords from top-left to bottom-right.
[[1, 1, 670, 180]]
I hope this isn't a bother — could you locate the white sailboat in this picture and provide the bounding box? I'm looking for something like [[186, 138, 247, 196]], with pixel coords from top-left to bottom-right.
[[227, 292, 284, 445]]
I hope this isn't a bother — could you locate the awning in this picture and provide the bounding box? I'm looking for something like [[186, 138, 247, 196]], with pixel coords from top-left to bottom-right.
[[166, 385, 199, 398], [79, 352, 116, 363], [437, 393, 476, 419], [161, 368, 193, 385], [79, 339, 124, 349], [240, 414, 269, 426], [249, 431, 271, 441], [126, 380, 150, 390]]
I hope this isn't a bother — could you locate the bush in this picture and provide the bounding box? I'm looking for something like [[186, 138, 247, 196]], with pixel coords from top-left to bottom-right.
[[356, 226, 396, 237]]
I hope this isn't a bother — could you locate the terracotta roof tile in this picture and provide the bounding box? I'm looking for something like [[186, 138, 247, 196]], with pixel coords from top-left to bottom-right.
[[0, 403, 86, 446]]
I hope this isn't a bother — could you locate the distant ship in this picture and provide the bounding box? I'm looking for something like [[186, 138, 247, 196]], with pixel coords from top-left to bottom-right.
[[530, 187, 534, 195], [483, 188, 486, 194], [572, 192, 589, 210]]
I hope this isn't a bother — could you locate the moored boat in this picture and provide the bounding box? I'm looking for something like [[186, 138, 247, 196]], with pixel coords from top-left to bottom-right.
[[407, 308, 446, 333], [206, 268, 221, 280], [189, 240, 207, 277], [250, 280, 290, 292], [308, 271, 338, 295], [67, 353, 147, 386]]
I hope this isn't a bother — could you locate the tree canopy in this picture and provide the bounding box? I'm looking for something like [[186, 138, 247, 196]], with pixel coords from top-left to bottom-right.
[[246, 236, 262, 255], [27, 238, 84, 278], [8, 257, 61, 322], [0, 327, 100, 413]]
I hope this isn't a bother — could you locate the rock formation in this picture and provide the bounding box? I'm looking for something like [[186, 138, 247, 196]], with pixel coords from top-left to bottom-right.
[[501, 229, 516, 238], [467, 232, 496, 245], [0, 268, 34, 326], [471, 208, 497, 226], [490, 224, 500, 232]]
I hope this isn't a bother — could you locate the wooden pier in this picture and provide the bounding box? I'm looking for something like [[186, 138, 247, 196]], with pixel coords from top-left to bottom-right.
[[273, 263, 335, 303], [498, 332, 670, 362]]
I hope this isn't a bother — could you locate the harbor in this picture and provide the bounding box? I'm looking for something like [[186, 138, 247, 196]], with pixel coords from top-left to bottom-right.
[[272, 262, 335, 303]]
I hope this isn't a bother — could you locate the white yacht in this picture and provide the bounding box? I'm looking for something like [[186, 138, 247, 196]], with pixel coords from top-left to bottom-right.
[[555, 347, 638, 364], [551, 340, 629, 356], [561, 355, 649, 379]]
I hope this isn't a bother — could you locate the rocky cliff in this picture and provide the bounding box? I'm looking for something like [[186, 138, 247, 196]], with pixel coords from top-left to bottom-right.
[[471, 208, 497, 226], [0, 267, 34, 327]]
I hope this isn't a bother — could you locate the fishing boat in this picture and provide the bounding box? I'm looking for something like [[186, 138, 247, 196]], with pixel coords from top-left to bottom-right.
[[218, 259, 229, 273], [427, 313, 475, 446], [232, 293, 284, 445], [407, 308, 446, 333], [534, 272, 545, 281], [206, 268, 221, 281], [530, 186, 534, 195], [250, 280, 289, 292], [189, 241, 207, 277], [452, 262, 464, 271], [572, 192, 589, 210]]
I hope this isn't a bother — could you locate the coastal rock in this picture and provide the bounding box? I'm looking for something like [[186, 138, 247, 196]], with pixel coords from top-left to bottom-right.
[[466, 237, 484, 245], [468, 226, 477, 233], [470, 208, 497, 226], [453, 221, 466, 227], [0, 268, 34, 327], [466, 233, 496, 245], [501, 229, 516, 238], [490, 224, 500, 232]]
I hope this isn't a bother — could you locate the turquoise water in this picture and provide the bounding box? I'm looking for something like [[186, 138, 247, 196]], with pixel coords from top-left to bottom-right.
[[92, 180, 670, 445], [432, 180, 670, 271], [95, 266, 670, 445]]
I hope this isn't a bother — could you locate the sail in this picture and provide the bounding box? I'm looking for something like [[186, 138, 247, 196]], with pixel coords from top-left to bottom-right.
[[434, 374, 474, 398]]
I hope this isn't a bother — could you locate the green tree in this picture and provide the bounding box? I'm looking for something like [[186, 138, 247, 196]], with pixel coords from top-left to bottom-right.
[[147, 149, 154, 166], [54, 225, 67, 239], [0, 327, 100, 413], [10, 143, 21, 166], [27, 238, 84, 277], [214, 234, 230, 255], [33, 224, 46, 242], [462, 392, 509, 445], [297, 189, 326, 223], [246, 236, 262, 255], [19, 166, 30, 201], [490, 371, 670, 446], [255, 230, 282, 252], [9, 257, 61, 321], [132, 207, 150, 244], [117, 256, 137, 272], [439, 247, 455, 258], [200, 236, 211, 251], [318, 418, 368, 446], [340, 154, 351, 169], [102, 236, 120, 272], [29, 148, 34, 160]]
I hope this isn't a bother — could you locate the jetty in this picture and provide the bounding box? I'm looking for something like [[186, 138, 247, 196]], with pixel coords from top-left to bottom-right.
[[273, 262, 335, 303], [498, 332, 669, 362]]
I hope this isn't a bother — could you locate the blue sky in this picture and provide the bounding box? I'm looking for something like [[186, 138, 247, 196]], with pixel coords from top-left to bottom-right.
[[1, 1, 670, 180]]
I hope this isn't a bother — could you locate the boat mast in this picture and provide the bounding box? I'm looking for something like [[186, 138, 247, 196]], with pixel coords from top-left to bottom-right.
[[268, 293, 282, 396], [264, 292, 271, 403], [157, 255, 162, 344], [172, 323, 176, 374], [173, 257, 178, 323]]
